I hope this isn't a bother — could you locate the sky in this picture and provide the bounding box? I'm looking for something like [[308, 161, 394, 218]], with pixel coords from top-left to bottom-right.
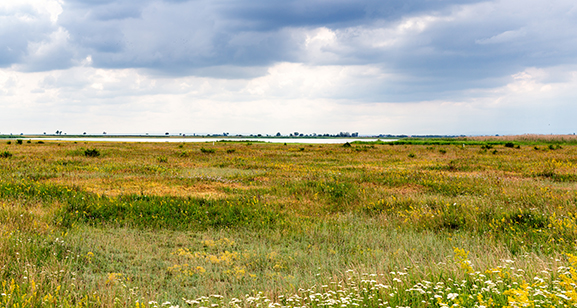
[[1, 0, 576, 136]]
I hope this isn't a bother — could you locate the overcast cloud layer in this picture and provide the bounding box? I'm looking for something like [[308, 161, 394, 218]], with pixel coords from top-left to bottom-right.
[[1, 0, 576, 135]]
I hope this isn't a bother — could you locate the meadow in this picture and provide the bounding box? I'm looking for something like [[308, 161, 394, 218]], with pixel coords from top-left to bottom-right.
[[1, 136, 577, 307]]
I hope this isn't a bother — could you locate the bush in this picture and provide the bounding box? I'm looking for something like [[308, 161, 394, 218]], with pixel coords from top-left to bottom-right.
[[6, 141, 11, 145], [157, 156, 168, 163], [26, 140, 31, 144], [408, 153, 416, 158], [37, 141, 44, 144], [16, 139, 23, 145], [504, 142, 515, 148], [84, 148, 100, 157], [200, 147, 215, 154], [439, 149, 447, 154], [342, 142, 351, 148], [226, 149, 236, 154], [0, 151, 12, 158]]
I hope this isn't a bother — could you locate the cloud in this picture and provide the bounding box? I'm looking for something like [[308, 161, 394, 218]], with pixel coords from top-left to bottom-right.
[[1, 0, 577, 135], [8, 0, 577, 85], [54, 0, 491, 75]]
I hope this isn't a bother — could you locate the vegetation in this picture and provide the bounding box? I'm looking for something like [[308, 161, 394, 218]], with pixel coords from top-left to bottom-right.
[[1, 139, 577, 307], [84, 148, 101, 157], [200, 147, 216, 154]]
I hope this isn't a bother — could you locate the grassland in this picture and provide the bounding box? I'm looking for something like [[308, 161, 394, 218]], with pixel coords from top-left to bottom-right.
[[1, 139, 577, 307]]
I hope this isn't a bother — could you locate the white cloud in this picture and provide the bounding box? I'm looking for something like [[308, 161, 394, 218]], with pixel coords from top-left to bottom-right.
[[1, 0, 577, 135]]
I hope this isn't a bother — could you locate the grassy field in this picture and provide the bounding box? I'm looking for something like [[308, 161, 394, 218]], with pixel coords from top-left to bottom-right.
[[1, 138, 577, 307]]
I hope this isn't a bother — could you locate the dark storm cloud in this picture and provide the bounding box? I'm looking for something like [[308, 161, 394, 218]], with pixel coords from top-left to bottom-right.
[[219, 0, 480, 30], [55, 0, 488, 75], [6, 0, 577, 100]]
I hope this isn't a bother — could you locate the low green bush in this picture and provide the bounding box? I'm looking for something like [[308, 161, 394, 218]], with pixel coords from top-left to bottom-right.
[[0, 151, 12, 158], [84, 148, 100, 157]]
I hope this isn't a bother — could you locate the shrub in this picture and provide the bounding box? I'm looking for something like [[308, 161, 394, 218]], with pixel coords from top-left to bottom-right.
[[84, 148, 100, 157], [157, 156, 168, 163], [6, 141, 11, 145], [37, 141, 44, 144], [200, 147, 215, 154], [16, 139, 23, 145], [226, 149, 236, 154], [439, 149, 447, 154], [342, 142, 351, 148], [504, 142, 515, 148], [0, 151, 12, 158], [408, 153, 416, 158], [481, 144, 493, 150], [26, 140, 31, 144]]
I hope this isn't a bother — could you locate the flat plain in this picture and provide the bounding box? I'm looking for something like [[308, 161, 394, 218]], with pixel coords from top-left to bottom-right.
[[1, 136, 577, 307]]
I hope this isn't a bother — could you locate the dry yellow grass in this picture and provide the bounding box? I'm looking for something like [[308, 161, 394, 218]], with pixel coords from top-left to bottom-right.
[[2, 137, 577, 307], [468, 133, 577, 142]]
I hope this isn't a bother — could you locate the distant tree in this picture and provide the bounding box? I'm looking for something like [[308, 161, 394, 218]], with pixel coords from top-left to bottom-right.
[[83, 132, 87, 135], [294, 132, 299, 137], [165, 132, 169, 136], [276, 132, 281, 137]]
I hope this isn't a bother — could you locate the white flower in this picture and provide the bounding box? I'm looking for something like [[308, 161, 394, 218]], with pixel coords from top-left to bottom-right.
[[447, 293, 459, 300]]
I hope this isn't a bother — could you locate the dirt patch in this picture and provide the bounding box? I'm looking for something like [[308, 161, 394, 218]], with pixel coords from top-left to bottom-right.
[[46, 177, 242, 198]]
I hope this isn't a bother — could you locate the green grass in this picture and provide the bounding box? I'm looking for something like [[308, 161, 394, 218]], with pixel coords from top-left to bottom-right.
[[1, 139, 577, 307]]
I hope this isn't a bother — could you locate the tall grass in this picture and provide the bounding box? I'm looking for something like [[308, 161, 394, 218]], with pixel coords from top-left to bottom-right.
[[1, 138, 577, 306]]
